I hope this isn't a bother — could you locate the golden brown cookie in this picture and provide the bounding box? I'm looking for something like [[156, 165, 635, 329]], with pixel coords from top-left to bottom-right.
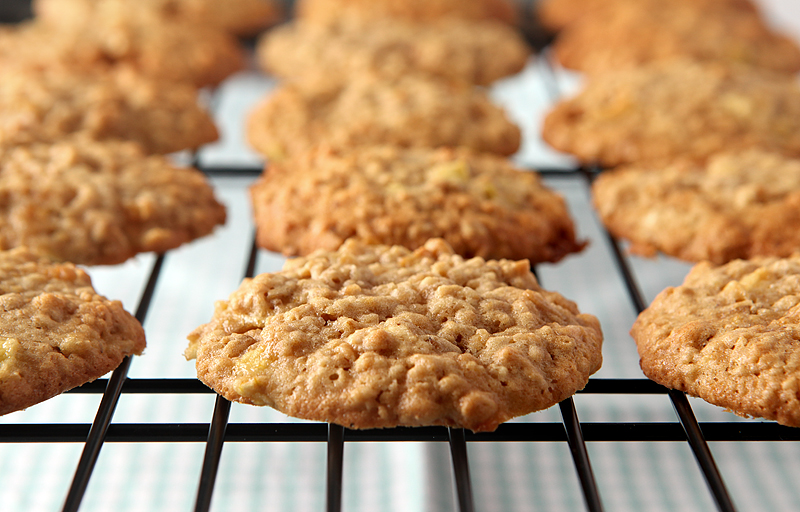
[[536, 0, 758, 33], [0, 138, 227, 266], [592, 150, 800, 265], [247, 74, 521, 160], [632, 255, 800, 427], [0, 246, 145, 416], [0, 66, 218, 155], [257, 18, 530, 86], [186, 238, 603, 432], [250, 145, 585, 263], [296, 0, 518, 26], [0, 18, 244, 88], [550, 0, 800, 75], [34, 0, 282, 37], [542, 61, 800, 167]]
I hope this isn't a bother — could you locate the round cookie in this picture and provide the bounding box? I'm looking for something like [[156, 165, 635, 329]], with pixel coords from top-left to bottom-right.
[[0, 246, 146, 416], [0, 66, 218, 155], [592, 150, 800, 265], [186, 238, 603, 432], [257, 18, 530, 87], [632, 255, 800, 427], [250, 145, 585, 263], [0, 18, 244, 88], [34, 0, 282, 37], [550, 0, 800, 75], [542, 61, 800, 167], [0, 138, 227, 266], [296, 0, 519, 26], [247, 74, 521, 161], [536, 0, 758, 33]]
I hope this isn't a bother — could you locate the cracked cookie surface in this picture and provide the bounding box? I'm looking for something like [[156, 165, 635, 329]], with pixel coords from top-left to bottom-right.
[[186, 239, 603, 432], [592, 150, 800, 265], [250, 145, 584, 263], [0, 246, 145, 415], [247, 74, 521, 160], [0, 138, 226, 265], [632, 255, 800, 427], [542, 61, 800, 167]]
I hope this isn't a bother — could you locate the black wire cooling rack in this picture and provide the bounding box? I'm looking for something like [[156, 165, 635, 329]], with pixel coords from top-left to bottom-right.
[[3, 3, 800, 510], [2, 163, 800, 512]]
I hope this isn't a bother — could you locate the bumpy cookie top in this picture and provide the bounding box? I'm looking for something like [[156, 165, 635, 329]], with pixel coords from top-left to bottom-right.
[[0, 138, 227, 265], [250, 145, 585, 263], [551, 0, 800, 75], [296, 0, 518, 26], [186, 239, 602, 431], [0, 246, 145, 415], [257, 18, 530, 86], [0, 18, 244, 88], [247, 74, 521, 160], [632, 255, 800, 427], [542, 61, 800, 167], [0, 66, 218, 154], [34, 0, 282, 36], [536, 0, 757, 32], [592, 150, 800, 265]]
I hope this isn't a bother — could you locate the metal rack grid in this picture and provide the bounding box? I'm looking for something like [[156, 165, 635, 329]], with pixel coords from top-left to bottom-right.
[[2, 158, 800, 512], [3, 9, 800, 512]]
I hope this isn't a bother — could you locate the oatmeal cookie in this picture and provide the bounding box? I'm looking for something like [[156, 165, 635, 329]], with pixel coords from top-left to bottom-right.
[[550, 0, 800, 75], [247, 74, 521, 160], [0, 18, 244, 88], [0, 66, 218, 155], [186, 238, 603, 432], [0, 246, 145, 415], [296, 0, 518, 26], [250, 145, 585, 263], [34, 0, 282, 37], [632, 255, 800, 427], [536, 0, 758, 33], [257, 18, 530, 86], [592, 150, 800, 265], [0, 138, 227, 266], [542, 61, 800, 167]]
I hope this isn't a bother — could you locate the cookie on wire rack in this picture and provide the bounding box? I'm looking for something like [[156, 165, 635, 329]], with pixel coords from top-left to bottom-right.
[[0, 137, 227, 266], [295, 0, 519, 26], [550, 0, 800, 75], [632, 255, 800, 427], [257, 17, 530, 86], [0, 18, 245, 88], [0, 246, 146, 416], [247, 74, 521, 161], [535, 0, 757, 33], [591, 150, 800, 265], [0, 66, 218, 155], [186, 238, 603, 432], [542, 60, 800, 167], [34, 0, 283, 37], [250, 145, 585, 263]]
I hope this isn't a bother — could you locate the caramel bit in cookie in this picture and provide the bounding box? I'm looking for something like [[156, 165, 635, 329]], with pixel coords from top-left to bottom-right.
[[247, 74, 521, 159], [0, 246, 145, 415], [250, 145, 585, 263], [591, 150, 800, 265], [187, 239, 603, 432], [0, 138, 226, 265], [632, 255, 800, 427]]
